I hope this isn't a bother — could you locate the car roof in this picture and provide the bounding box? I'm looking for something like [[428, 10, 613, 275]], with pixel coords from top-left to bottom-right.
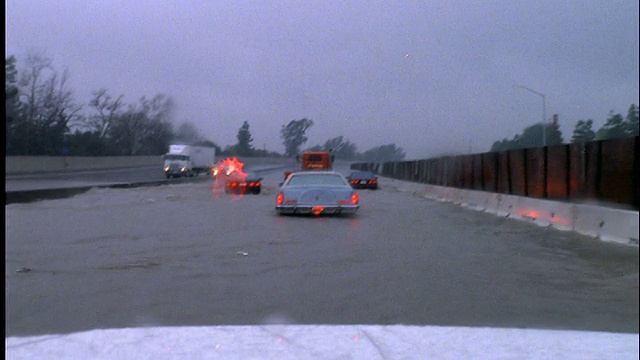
[[284, 171, 349, 186]]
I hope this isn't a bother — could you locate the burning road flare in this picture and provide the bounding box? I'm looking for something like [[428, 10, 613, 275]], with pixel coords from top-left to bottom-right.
[[212, 157, 247, 198]]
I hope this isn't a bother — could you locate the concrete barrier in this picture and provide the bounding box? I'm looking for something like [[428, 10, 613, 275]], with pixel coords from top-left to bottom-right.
[[573, 205, 640, 244], [6, 156, 162, 174], [5, 156, 355, 175], [381, 178, 639, 247], [4, 156, 336, 175]]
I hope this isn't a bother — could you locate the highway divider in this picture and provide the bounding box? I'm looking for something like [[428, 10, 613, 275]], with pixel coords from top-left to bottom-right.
[[6, 156, 162, 175], [5, 156, 300, 175]]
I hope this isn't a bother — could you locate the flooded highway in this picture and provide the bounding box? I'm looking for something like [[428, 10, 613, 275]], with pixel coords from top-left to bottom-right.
[[5, 165, 639, 336]]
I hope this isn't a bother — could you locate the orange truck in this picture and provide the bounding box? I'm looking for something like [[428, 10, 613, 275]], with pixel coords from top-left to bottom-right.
[[284, 151, 335, 181]]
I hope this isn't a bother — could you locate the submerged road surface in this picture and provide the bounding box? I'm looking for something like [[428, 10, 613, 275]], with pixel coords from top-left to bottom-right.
[[5, 166, 639, 336]]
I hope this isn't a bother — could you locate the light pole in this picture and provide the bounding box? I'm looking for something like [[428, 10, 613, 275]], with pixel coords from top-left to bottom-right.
[[515, 85, 547, 147]]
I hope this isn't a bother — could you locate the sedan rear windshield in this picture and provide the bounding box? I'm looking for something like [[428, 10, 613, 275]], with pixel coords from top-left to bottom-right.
[[287, 174, 347, 186]]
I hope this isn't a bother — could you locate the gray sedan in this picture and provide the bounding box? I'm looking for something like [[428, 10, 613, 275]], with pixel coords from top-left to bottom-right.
[[275, 171, 359, 216]]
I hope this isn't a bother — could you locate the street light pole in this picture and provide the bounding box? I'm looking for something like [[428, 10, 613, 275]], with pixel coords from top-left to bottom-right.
[[515, 85, 547, 147]]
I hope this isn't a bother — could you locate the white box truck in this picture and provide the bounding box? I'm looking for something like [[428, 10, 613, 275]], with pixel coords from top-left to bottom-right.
[[163, 144, 216, 178]]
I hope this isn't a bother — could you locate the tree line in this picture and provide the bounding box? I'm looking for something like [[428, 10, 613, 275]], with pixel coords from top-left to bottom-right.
[[225, 118, 406, 162], [9, 53, 634, 161], [5, 54, 406, 162], [6, 55, 174, 156], [491, 106, 638, 152]]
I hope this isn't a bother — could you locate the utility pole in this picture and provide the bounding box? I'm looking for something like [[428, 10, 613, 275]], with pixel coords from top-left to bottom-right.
[[515, 85, 547, 147]]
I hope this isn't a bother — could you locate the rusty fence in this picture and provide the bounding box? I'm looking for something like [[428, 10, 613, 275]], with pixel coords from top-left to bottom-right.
[[351, 136, 639, 209]]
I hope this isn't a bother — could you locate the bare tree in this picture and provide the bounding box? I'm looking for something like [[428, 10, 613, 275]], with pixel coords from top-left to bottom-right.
[[139, 94, 174, 124], [18, 52, 81, 154], [108, 94, 174, 155], [175, 121, 204, 144], [6, 56, 25, 154], [87, 88, 124, 138]]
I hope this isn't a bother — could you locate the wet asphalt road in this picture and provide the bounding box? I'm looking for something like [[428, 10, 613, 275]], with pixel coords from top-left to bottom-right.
[[5, 165, 639, 336]]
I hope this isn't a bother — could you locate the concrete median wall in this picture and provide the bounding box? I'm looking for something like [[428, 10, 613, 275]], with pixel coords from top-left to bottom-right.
[[5, 156, 301, 175], [6, 156, 163, 175]]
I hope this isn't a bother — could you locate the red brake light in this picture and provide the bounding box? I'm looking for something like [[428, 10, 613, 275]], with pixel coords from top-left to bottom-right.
[[351, 193, 359, 205], [276, 193, 284, 205]]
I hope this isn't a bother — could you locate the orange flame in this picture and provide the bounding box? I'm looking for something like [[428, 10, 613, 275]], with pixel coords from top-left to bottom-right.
[[212, 157, 248, 198]]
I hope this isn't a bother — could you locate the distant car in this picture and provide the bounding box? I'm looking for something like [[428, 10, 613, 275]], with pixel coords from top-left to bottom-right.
[[225, 172, 262, 195], [347, 171, 378, 190], [276, 171, 359, 216]]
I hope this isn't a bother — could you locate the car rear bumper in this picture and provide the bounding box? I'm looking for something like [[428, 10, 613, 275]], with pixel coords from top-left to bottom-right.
[[226, 186, 261, 194], [225, 182, 261, 194], [275, 205, 359, 215], [351, 185, 377, 189]]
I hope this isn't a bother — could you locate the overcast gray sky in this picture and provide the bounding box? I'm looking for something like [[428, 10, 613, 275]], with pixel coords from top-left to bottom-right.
[[5, 0, 639, 158]]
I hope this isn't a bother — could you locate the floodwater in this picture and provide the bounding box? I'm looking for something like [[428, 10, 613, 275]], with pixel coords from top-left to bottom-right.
[[5, 169, 639, 336]]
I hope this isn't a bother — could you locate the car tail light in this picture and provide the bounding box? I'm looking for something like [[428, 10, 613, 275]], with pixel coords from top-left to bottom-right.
[[276, 193, 284, 205], [369, 179, 378, 185], [351, 193, 359, 205]]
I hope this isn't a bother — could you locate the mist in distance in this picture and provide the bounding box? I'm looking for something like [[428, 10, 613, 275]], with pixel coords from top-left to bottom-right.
[[5, 1, 639, 158]]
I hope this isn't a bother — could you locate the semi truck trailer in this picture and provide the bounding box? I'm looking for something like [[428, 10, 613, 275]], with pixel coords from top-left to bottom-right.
[[163, 144, 216, 178]]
